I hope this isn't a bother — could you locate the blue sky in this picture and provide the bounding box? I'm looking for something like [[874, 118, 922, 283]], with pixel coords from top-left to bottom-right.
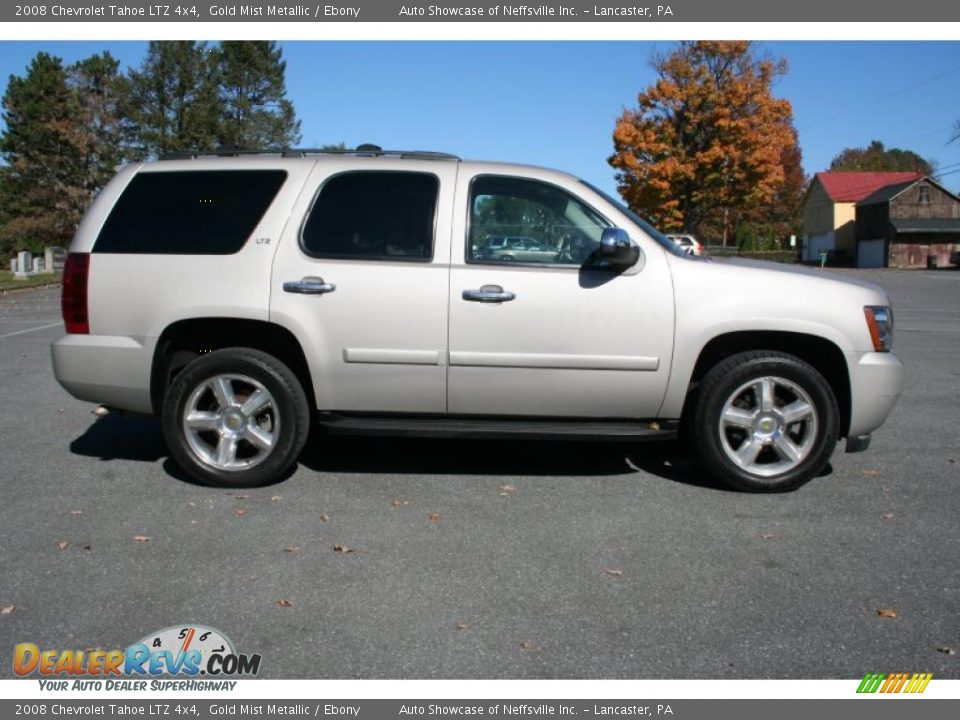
[[2, 41, 959, 196]]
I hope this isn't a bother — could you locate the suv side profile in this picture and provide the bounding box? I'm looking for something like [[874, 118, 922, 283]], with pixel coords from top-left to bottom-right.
[[53, 147, 903, 492]]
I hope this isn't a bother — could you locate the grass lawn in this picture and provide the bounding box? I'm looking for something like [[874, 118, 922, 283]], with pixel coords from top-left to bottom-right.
[[0, 270, 61, 292]]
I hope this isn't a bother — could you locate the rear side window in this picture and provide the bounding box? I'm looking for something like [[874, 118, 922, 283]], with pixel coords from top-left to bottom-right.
[[301, 171, 438, 261], [94, 170, 287, 254]]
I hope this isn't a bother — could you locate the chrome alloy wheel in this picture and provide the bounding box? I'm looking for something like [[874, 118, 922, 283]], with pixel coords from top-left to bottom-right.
[[181, 374, 279, 472], [718, 375, 819, 478]]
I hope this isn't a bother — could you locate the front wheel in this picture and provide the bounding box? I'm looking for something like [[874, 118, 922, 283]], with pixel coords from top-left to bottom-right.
[[162, 348, 310, 488], [691, 351, 839, 492]]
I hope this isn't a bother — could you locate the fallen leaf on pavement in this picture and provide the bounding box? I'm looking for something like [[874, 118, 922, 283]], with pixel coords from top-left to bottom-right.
[[937, 646, 956, 655], [234, 495, 250, 500], [862, 469, 881, 477], [235, 509, 246, 517], [455, 622, 470, 631], [760, 533, 776, 540], [318, 513, 330, 522], [498, 485, 517, 496], [428, 512, 441, 523], [521, 640, 536, 652], [333, 544, 356, 554], [876, 608, 898, 619], [56, 542, 68, 551], [69, 510, 83, 516], [284, 545, 299, 553], [276, 599, 293, 608], [82, 544, 92, 552], [882, 513, 894, 520], [270, 496, 283, 502], [187, 502, 196, 507], [603, 568, 623, 577], [392, 499, 409, 508], [133, 536, 150, 543], [1, 606, 14, 615]]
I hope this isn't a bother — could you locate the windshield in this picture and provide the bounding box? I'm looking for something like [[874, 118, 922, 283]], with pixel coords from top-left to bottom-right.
[[580, 181, 690, 258]]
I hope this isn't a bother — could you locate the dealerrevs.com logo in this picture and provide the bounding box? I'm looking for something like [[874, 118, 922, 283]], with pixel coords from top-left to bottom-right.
[[856, 673, 933, 694], [14, 625, 261, 690]]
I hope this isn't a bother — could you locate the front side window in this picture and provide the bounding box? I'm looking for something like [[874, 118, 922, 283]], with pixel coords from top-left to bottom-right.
[[302, 171, 438, 261], [95, 170, 287, 255], [468, 176, 610, 266]]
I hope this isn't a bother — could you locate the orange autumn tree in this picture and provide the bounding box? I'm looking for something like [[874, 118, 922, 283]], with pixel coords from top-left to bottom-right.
[[610, 41, 801, 244]]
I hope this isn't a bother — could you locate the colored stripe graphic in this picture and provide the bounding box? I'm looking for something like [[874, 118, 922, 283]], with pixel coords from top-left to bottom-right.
[[857, 672, 932, 693]]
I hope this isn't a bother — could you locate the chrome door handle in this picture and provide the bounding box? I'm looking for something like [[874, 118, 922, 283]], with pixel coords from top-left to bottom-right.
[[462, 285, 516, 303], [283, 277, 336, 295]]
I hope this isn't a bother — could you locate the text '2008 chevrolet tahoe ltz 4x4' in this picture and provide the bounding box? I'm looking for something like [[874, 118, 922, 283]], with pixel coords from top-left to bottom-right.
[[52, 147, 903, 492]]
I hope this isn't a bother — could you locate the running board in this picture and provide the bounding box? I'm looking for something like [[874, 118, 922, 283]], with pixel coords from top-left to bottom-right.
[[316, 413, 678, 442]]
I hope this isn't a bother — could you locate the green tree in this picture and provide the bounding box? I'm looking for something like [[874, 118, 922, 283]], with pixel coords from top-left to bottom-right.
[[610, 41, 799, 242], [213, 41, 301, 149], [0, 52, 85, 252], [828, 140, 934, 174], [125, 41, 220, 158]]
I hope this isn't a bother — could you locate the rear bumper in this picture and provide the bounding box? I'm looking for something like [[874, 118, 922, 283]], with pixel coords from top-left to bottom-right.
[[51, 334, 155, 414], [846, 351, 903, 438]]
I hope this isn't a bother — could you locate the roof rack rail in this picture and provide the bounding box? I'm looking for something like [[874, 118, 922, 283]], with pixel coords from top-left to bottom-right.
[[159, 145, 460, 161]]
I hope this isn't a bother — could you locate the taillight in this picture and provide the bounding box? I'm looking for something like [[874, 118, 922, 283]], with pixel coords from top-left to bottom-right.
[[62, 252, 90, 334]]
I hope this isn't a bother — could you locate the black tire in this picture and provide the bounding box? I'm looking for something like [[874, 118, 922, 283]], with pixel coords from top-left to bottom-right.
[[161, 348, 310, 488], [691, 351, 839, 493]]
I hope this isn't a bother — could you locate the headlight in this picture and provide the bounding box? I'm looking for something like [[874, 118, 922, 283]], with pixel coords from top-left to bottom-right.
[[864, 306, 894, 352]]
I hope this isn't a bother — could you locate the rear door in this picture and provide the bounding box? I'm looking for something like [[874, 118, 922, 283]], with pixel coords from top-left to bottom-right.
[[270, 158, 457, 413]]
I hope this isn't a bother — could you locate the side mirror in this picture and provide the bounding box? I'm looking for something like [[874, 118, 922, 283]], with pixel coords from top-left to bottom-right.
[[593, 228, 640, 270]]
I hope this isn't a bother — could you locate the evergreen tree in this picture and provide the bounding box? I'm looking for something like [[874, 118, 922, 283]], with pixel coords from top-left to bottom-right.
[[213, 41, 301, 150], [125, 41, 220, 158], [0, 52, 85, 252]]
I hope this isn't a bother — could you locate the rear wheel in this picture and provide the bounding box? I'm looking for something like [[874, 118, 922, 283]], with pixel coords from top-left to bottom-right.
[[691, 351, 839, 492], [162, 348, 310, 487]]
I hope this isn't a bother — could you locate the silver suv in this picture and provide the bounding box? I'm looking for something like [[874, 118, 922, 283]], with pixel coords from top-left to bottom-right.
[[52, 147, 903, 492]]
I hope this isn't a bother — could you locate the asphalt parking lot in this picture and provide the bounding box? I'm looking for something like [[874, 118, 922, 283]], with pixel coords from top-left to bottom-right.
[[0, 269, 958, 679]]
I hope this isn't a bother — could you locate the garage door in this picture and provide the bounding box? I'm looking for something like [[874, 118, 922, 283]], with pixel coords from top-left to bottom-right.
[[858, 239, 885, 268]]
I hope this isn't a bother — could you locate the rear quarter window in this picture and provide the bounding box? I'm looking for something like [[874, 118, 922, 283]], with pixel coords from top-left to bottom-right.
[[93, 170, 287, 254]]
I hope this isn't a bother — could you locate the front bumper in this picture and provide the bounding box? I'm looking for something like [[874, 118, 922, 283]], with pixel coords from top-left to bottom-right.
[[51, 334, 156, 414], [846, 351, 904, 438]]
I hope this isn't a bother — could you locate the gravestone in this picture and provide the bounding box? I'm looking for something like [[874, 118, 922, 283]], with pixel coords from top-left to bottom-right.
[[9, 258, 16, 274], [32, 257, 44, 273], [15, 251, 32, 278], [45, 246, 66, 273]]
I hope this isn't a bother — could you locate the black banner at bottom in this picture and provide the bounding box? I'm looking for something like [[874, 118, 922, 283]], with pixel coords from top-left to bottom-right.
[[1, 700, 957, 720]]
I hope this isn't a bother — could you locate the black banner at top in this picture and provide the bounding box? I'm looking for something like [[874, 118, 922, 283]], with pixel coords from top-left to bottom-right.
[[4, 0, 960, 23]]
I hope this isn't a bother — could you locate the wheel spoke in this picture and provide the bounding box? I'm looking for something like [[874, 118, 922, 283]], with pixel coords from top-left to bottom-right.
[[185, 411, 219, 431], [216, 435, 239, 467], [722, 406, 755, 429], [754, 377, 775, 412], [780, 399, 813, 426], [773, 435, 802, 464], [240, 389, 271, 418], [211, 377, 235, 409], [735, 437, 764, 467], [243, 424, 274, 451]]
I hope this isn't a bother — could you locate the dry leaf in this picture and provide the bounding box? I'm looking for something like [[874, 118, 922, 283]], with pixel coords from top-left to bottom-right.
[[56, 541, 68, 551], [603, 568, 624, 577], [1, 606, 14, 615], [187, 502, 196, 507], [882, 513, 894, 520], [284, 545, 299, 553], [190, 520, 198, 525], [333, 544, 355, 554], [760, 533, 777, 540], [133, 535, 150, 543], [937, 646, 956, 655], [498, 485, 517, 496], [69, 509, 83, 516], [455, 622, 470, 631], [862, 469, 881, 477], [58, 408, 65, 414], [428, 512, 441, 523], [318, 513, 330, 522], [877, 608, 898, 619], [234, 494, 250, 500], [235, 509, 246, 517], [92, 406, 109, 417], [521, 640, 536, 652], [392, 499, 409, 508], [270, 496, 283, 502], [276, 599, 293, 608], [81, 544, 92, 552]]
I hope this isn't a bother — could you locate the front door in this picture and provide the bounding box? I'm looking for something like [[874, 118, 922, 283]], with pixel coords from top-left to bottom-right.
[[447, 171, 674, 418]]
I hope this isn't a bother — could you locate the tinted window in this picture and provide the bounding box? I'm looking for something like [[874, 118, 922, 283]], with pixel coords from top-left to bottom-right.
[[302, 172, 438, 261], [469, 176, 610, 266], [95, 170, 287, 254]]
